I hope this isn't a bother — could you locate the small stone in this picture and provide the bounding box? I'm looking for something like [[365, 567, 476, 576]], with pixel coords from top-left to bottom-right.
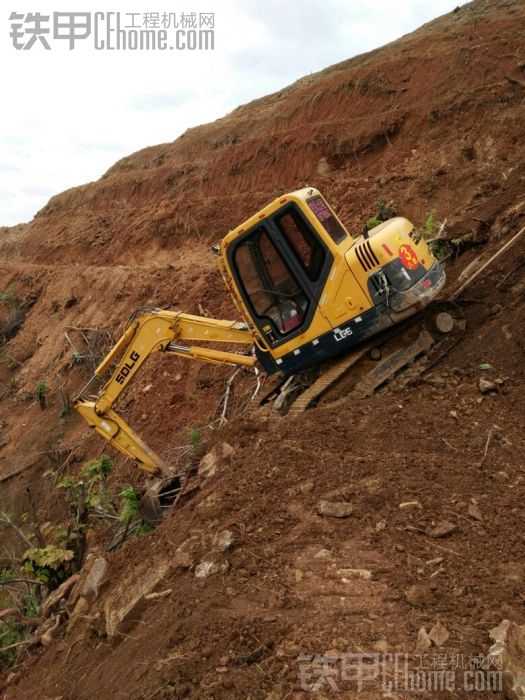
[[430, 520, 458, 538], [373, 639, 389, 653], [198, 451, 218, 479], [375, 520, 387, 531], [449, 410, 458, 419], [214, 529, 235, 553], [479, 378, 497, 393], [221, 442, 234, 459], [142, 384, 153, 393], [323, 648, 341, 660], [317, 500, 353, 518], [314, 548, 332, 558], [493, 471, 509, 483], [339, 568, 373, 580], [399, 501, 422, 510], [295, 569, 304, 583], [494, 377, 505, 386], [395, 544, 405, 552], [467, 503, 483, 521], [415, 626, 432, 652], [195, 561, 220, 578], [174, 549, 194, 568], [425, 557, 444, 566], [429, 622, 449, 647], [407, 553, 424, 567], [405, 585, 435, 607]]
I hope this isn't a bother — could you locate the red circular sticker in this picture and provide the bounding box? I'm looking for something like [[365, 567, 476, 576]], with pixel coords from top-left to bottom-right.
[[399, 243, 418, 270]]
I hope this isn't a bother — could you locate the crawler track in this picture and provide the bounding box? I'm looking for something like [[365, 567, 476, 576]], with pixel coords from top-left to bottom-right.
[[278, 302, 465, 413]]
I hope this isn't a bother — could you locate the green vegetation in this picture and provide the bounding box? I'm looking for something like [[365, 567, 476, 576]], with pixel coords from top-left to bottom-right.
[[0, 284, 19, 308], [70, 350, 84, 367], [35, 379, 48, 410], [375, 197, 398, 221], [422, 208, 441, 238], [366, 217, 382, 230], [119, 486, 140, 524], [0, 574, 38, 669], [22, 544, 75, 587], [363, 197, 398, 232], [189, 427, 203, 453]]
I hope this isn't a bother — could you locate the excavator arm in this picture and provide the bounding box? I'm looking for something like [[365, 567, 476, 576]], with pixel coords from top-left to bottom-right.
[[74, 307, 256, 476]]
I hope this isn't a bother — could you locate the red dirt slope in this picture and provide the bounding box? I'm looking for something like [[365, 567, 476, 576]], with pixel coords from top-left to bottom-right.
[[1, 0, 525, 697]]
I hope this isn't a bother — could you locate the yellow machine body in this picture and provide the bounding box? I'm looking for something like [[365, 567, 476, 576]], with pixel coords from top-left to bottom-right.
[[218, 187, 444, 377]]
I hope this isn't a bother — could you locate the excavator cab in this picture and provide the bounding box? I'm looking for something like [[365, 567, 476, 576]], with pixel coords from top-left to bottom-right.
[[219, 187, 445, 377]]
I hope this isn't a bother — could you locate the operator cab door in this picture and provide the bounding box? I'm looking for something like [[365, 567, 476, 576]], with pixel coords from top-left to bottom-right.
[[229, 203, 333, 349]]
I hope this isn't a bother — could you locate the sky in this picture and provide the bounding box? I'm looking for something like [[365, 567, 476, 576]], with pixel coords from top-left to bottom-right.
[[0, 0, 470, 226]]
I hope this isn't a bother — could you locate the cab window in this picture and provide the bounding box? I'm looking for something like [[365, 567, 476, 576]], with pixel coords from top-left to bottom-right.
[[234, 227, 309, 336], [307, 195, 348, 244], [275, 208, 326, 282]]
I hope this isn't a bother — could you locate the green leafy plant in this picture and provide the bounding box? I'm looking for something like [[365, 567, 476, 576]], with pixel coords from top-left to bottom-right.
[[134, 523, 154, 536], [423, 209, 441, 238], [35, 379, 48, 410], [189, 427, 202, 453], [375, 197, 398, 221], [366, 217, 382, 230], [22, 544, 74, 587], [0, 285, 19, 308], [119, 486, 140, 524], [70, 350, 84, 367], [81, 454, 113, 480]]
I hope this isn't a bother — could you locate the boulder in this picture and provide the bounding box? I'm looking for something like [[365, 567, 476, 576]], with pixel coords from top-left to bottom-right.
[[104, 560, 171, 638], [81, 557, 108, 599]]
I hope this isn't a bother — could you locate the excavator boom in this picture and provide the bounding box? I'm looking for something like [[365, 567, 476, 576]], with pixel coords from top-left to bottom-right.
[[74, 307, 255, 475]]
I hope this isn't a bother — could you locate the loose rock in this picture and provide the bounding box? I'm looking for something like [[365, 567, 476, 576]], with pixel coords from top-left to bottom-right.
[[429, 622, 449, 647], [399, 501, 422, 510], [415, 626, 432, 652], [467, 502, 483, 521], [479, 378, 497, 393], [214, 529, 235, 553], [405, 585, 435, 607], [317, 500, 353, 518], [195, 561, 228, 578], [430, 520, 458, 538], [338, 568, 373, 580], [489, 619, 525, 700]]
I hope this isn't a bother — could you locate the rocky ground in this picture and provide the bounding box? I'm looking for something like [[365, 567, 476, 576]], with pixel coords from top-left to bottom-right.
[[1, 0, 525, 697]]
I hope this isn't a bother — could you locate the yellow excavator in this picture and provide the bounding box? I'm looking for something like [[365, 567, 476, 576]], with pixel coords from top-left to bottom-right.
[[75, 187, 463, 509]]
